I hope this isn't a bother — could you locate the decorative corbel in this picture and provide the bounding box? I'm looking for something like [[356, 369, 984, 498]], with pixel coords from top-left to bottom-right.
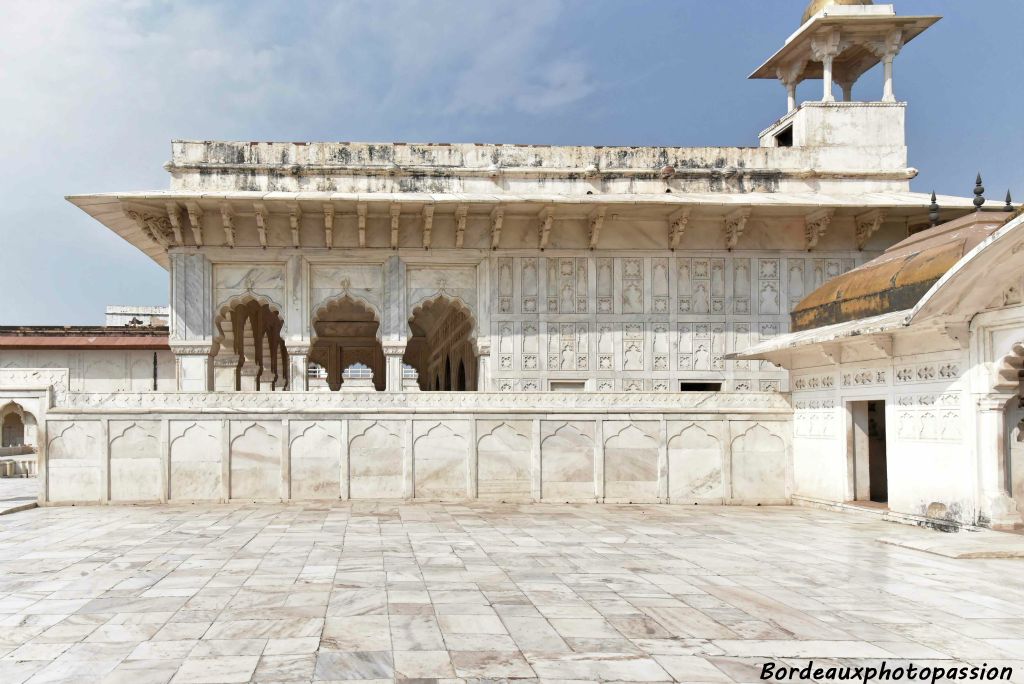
[[490, 205, 504, 250], [322, 204, 334, 249], [287, 203, 302, 248], [942, 321, 970, 350], [588, 206, 606, 250], [865, 334, 893, 358], [454, 204, 468, 248], [819, 342, 841, 365], [389, 203, 401, 249], [866, 28, 904, 60], [164, 202, 184, 246], [804, 208, 835, 251], [356, 202, 367, 248], [855, 209, 886, 251], [668, 207, 691, 250], [124, 208, 173, 248], [421, 204, 434, 250], [253, 202, 269, 248], [185, 202, 204, 246], [776, 59, 807, 112], [219, 203, 235, 248], [724, 207, 751, 250], [537, 206, 554, 250]]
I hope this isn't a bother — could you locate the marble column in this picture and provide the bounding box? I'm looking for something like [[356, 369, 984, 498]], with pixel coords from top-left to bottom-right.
[[288, 344, 310, 392], [475, 339, 491, 392], [170, 343, 214, 392], [977, 394, 1023, 530], [169, 252, 214, 391], [383, 342, 407, 392]]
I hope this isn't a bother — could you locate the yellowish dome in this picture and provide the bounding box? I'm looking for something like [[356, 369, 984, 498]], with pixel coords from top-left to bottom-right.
[[802, 0, 873, 25]]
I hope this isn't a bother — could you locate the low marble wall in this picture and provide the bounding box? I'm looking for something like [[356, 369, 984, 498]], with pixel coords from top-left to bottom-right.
[[33, 391, 792, 506]]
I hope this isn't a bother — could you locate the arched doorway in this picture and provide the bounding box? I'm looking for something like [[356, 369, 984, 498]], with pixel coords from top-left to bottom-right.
[[405, 296, 477, 391], [0, 402, 37, 450], [214, 299, 289, 391], [311, 296, 385, 391]]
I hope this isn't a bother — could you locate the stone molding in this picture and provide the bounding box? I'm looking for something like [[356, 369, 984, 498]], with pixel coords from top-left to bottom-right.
[[54, 390, 791, 414]]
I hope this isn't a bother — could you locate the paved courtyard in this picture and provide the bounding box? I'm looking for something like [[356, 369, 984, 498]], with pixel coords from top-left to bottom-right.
[[0, 501, 1022, 683]]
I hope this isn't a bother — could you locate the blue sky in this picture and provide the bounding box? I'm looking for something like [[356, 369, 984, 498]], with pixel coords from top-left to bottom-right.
[[1, 0, 1021, 325]]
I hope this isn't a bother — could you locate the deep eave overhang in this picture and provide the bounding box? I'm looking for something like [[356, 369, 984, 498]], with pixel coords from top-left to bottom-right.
[[66, 190, 978, 269]]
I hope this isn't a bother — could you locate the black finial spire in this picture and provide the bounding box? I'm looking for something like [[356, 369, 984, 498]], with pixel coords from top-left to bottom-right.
[[1006, 190, 1014, 212], [974, 173, 986, 209], [929, 191, 940, 226]]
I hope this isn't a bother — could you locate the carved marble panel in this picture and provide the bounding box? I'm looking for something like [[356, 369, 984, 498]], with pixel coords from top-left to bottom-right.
[[596, 257, 613, 313], [349, 420, 404, 499], [541, 421, 594, 501], [604, 421, 659, 502], [214, 264, 286, 312], [310, 263, 383, 315], [477, 421, 532, 500], [290, 421, 340, 499], [731, 423, 786, 502], [495, 257, 514, 314], [757, 258, 781, 315], [733, 257, 751, 315], [169, 421, 222, 501], [413, 421, 467, 499], [47, 420, 101, 502], [668, 422, 723, 502], [109, 420, 161, 502], [652, 257, 670, 314], [230, 421, 280, 500], [521, 258, 539, 313], [622, 257, 644, 313]]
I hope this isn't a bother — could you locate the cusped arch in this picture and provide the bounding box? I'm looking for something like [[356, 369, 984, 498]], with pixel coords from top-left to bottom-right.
[[541, 422, 593, 449], [993, 340, 1024, 398], [289, 422, 336, 449], [170, 422, 217, 450], [214, 292, 285, 343], [312, 292, 383, 342], [731, 424, 784, 452], [604, 423, 658, 448], [408, 293, 479, 339], [414, 421, 465, 447], [477, 422, 530, 450], [669, 423, 720, 450], [350, 420, 400, 448]]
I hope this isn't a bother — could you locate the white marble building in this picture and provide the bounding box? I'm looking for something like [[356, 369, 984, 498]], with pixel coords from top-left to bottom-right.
[[5, 1, 1016, 528]]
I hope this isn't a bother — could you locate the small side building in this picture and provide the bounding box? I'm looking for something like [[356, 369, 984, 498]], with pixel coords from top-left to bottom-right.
[[734, 209, 1024, 530]]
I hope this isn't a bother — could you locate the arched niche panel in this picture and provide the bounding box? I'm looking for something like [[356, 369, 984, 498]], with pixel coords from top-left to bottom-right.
[[667, 422, 724, 503], [604, 421, 660, 503], [540, 421, 595, 502], [477, 421, 531, 500], [230, 422, 281, 500], [47, 421, 102, 502], [405, 295, 478, 392], [109, 421, 161, 502], [349, 420, 404, 499], [169, 421, 223, 501], [731, 422, 787, 503], [311, 294, 385, 391], [413, 421, 467, 499], [289, 421, 341, 500]]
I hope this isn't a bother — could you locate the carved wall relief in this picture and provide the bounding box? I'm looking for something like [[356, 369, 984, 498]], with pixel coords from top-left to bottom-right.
[[733, 257, 751, 315], [652, 257, 670, 314], [757, 258, 781, 315], [622, 257, 644, 313], [541, 421, 595, 501], [623, 323, 644, 371], [521, 258, 539, 313], [169, 421, 222, 501], [229, 421, 280, 500], [477, 421, 532, 500], [668, 422, 723, 502], [290, 421, 340, 499], [349, 420, 404, 499], [598, 325, 614, 371], [47, 421, 101, 502], [597, 257, 614, 314], [109, 421, 161, 501], [604, 422, 659, 502], [413, 421, 467, 499], [731, 423, 786, 502], [495, 257, 514, 314]]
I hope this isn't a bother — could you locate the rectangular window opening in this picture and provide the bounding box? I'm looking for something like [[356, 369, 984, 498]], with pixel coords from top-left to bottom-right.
[[550, 380, 587, 392], [680, 382, 722, 392], [774, 124, 794, 148]]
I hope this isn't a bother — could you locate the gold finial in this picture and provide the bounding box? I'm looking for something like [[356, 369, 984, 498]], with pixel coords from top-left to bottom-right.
[[801, 0, 873, 25]]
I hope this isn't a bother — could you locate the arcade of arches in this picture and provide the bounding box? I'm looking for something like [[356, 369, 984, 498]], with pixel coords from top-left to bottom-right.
[[212, 296, 477, 392], [404, 297, 477, 392], [1, 402, 36, 450], [214, 300, 289, 391]]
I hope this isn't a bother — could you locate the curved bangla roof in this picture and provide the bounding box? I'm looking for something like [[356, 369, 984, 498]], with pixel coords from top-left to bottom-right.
[[733, 209, 1024, 361], [790, 211, 1012, 332]]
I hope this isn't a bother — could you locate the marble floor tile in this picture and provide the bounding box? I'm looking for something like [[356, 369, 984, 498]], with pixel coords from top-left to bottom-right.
[[1, 502, 1024, 684]]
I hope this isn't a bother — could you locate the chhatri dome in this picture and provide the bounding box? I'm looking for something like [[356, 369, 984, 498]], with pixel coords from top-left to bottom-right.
[[802, 0, 873, 25]]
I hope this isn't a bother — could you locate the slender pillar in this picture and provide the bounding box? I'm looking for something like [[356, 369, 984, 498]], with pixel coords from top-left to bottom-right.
[[821, 55, 835, 102], [882, 54, 895, 102], [786, 83, 797, 113], [475, 339, 491, 392], [977, 395, 1023, 530]]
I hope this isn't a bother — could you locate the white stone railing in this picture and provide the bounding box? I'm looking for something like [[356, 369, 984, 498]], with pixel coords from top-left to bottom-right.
[[53, 390, 791, 414]]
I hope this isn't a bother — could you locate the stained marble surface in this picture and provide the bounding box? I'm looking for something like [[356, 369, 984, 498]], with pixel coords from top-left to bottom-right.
[[0, 502, 1023, 683]]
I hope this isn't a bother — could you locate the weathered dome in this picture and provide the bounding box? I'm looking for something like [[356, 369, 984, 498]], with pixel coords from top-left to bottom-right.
[[801, 0, 873, 25]]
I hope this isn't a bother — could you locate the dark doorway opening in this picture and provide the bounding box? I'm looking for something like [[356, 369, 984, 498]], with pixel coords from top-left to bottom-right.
[[851, 400, 888, 505]]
